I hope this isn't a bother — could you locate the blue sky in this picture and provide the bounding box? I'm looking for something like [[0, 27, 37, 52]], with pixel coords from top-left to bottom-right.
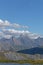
[[0, 0, 43, 35]]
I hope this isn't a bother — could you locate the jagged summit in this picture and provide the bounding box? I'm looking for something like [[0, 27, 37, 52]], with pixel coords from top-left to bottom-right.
[[0, 33, 43, 51]]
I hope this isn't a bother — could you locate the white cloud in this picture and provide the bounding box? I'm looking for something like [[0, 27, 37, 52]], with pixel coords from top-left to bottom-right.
[[28, 33, 40, 39], [0, 19, 4, 24], [0, 19, 29, 39], [0, 19, 42, 39], [13, 23, 21, 28], [0, 19, 11, 28], [2, 29, 30, 35], [2, 29, 40, 39], [4, 20, 11, 26], [0, 19, 29, 29], [3, 35, 12, 39]]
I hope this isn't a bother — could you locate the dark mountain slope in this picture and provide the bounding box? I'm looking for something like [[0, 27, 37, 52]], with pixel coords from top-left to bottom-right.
[[17, 47, 43, 54]]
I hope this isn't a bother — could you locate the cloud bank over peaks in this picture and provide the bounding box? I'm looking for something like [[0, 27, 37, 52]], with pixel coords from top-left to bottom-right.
[[0, 19, 29, 39], [2, 29, 41, 39], [0, 19, 42, 39]]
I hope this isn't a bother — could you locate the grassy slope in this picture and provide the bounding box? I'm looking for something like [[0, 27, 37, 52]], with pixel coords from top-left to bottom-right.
[[0, 52, 43, 64], [0, 59, 43, 64], [13, 59, 43, 64]]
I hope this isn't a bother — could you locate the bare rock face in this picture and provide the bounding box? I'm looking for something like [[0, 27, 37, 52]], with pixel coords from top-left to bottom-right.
[[0, 34, 43, 60], [0, 35, 43, 52]]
